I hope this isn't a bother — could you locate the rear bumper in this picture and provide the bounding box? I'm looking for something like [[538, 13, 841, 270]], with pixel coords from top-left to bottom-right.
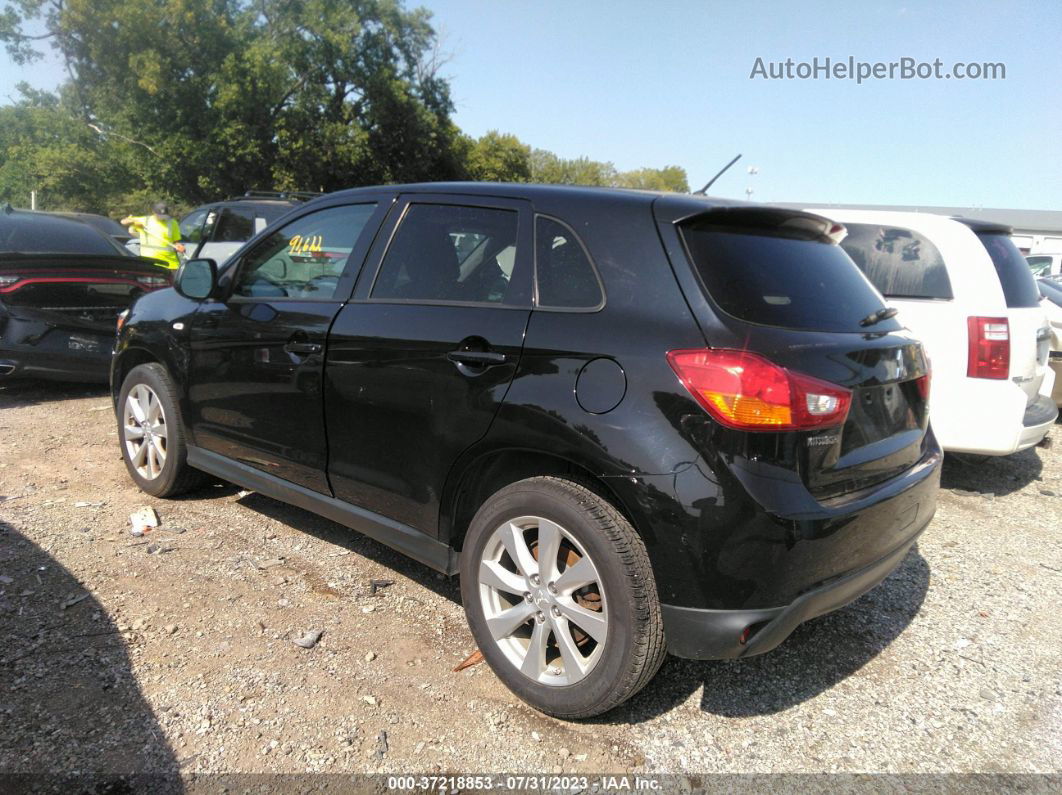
[[939, 377, 1057, 455], [1050, 356, 1062, 408], [0, 310, 113, 383], [662, 529, 924, 660]]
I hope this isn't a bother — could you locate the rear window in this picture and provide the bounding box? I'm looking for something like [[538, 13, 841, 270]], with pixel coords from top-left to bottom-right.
[[0, 215, 122, 255], [679, 218, 897, 332], [840, 223, 953, 300], [978, 233, 1042, 308]]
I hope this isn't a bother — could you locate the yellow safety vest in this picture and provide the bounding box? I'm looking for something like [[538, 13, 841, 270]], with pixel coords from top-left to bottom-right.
[[131, 215, 182, 269]]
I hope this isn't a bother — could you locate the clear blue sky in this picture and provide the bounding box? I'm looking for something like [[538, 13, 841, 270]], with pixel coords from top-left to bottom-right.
[[2, 0, 1059, 208]]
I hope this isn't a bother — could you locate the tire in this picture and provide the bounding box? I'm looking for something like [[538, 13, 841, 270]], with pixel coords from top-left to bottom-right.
[[460, 476, 666, 719], [117, 363, 206, 498]]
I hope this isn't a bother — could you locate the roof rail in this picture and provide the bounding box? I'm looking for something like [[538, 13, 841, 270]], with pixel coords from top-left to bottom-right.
[[229, 190, 323, 202]]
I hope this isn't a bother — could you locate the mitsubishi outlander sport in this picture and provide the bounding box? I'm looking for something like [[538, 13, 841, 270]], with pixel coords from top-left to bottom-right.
[[112, 184, 941, 718]]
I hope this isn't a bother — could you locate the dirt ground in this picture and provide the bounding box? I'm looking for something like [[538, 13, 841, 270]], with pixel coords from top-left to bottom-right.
[[1, 379, 1060, 779]]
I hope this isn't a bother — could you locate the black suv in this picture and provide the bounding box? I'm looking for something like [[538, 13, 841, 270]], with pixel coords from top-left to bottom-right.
[[112, 183, 941, 718]]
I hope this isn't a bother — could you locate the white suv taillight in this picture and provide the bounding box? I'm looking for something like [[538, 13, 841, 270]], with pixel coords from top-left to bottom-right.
[[967, 316, 1009, 379]]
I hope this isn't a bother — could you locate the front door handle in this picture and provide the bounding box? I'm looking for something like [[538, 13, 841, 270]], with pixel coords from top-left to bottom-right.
[[284, 341, 323, 356], [447, 349, 507, 367]]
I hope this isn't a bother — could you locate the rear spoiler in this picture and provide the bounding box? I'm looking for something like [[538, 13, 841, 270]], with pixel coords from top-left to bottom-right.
[[659, 203, 847, 244], [0, 253, 172, 276]]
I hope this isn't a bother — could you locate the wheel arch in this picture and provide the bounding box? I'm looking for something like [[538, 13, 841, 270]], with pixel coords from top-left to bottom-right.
[[441, 447, 649, 555]]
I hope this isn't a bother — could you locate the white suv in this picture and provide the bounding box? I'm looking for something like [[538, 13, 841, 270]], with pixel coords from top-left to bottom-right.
[[807, 209, 1057, 456]]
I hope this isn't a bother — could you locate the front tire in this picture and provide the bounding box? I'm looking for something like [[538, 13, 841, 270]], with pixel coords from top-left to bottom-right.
[[460, 476, 666, 719], [118, 363, 205, 497]]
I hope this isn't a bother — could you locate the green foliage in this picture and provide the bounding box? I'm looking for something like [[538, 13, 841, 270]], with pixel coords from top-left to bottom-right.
[[465, 131, 532, 183], [0, 0, 689, 214]]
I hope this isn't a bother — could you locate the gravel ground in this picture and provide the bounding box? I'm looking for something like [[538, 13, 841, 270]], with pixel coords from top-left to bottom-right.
[[0, 379, 1060, 778]]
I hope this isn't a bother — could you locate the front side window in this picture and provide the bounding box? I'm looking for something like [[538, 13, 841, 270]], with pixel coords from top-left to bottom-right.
[[371, 204, 520, 304], [535, 216, 603, 308], [232, 204, 377, 300], [840, 223, 953, 300]]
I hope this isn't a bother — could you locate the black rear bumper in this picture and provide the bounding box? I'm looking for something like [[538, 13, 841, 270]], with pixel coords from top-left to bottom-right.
[[661, 526, 926, 660], [1023, 394, 1058, 427]]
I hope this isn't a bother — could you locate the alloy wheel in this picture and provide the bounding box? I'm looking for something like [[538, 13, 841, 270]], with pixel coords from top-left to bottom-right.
[[123, 384, 168, 480], [477, 515, 608, 686]]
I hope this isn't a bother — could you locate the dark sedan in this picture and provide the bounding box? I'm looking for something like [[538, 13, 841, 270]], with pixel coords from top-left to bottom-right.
[[1, 205, 172, 383]]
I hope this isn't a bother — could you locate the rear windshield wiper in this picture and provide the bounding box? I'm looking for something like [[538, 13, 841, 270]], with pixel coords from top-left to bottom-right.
[[859, 306, 899, 327]]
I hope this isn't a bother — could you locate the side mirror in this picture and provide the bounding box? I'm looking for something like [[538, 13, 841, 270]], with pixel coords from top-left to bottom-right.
[[175, 258, 217, 301]]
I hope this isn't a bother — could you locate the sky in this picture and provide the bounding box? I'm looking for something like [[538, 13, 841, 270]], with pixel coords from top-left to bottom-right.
[[2, 0, 1060, 209]]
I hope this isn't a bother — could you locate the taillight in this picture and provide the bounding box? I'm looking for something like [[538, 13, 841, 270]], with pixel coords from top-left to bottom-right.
[[967, 316, 1009, 379], [915, 373, 931, 401], [666, 349, 852, 431], [136, 274, 171, 289]]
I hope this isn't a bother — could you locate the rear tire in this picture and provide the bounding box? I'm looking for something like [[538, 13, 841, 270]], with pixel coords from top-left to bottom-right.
[[118, 363, 206, 497], [460, 476, 666, 719]]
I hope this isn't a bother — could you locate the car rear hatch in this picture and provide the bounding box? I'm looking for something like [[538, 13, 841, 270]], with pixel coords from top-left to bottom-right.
[[0, 254, 171, 331], [972, 227, 1051, 404], [654, 203, 931, 501]]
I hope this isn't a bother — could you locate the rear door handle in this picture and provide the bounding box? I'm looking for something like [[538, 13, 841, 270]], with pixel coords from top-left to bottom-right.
[[284, 341, 323, 355], [447, 350, 507, 367]]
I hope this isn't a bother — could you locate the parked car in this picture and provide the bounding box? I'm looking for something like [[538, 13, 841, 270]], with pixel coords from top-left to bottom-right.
[[805, 208, 1057, 456], [175, 191, 318, 265], [52, 211, 136, 249], [1038, 276, 1062, 408], [1027, 253, 1062, 277], [0, 205, 172, 382], [113, 184, 941, 718]]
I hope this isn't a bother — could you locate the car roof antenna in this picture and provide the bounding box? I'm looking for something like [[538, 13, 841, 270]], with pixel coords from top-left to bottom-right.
[[694, 154, 742, 195]]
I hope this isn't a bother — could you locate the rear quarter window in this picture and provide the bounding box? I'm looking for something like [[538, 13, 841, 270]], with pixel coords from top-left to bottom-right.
[[978, 233, 1042, 308], [840, 223, 953, 300], [679, 218, 897, 333]]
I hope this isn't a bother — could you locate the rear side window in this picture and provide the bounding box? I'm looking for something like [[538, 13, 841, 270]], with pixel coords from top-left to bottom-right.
[[679, 218, 896, 332], [212, 207, 255, 242], [840, 223, 953, 300], [978, 233, 1042, 308], [372, 204, 520, 305], [535, 216, 603, 308]]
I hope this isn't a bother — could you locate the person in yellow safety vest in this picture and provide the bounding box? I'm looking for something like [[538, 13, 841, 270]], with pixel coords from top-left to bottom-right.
[[121, 202, 186, 269]]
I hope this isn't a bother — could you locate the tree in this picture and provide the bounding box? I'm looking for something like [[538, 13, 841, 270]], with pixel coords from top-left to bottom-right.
[[614, 165, 689, 193], [465, 131, 532, 182], [0, 0, 467, 207]]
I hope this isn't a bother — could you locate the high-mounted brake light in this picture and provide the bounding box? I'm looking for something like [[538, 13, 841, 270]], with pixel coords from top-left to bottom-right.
[[666, 349, 852, 431], [967, 316, 1009, 379]]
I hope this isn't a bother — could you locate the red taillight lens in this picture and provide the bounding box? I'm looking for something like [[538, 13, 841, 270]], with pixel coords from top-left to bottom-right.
[[915, 373, 931, 401], [967, 316, 1009, 379], [666, 349, 852, 431]]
